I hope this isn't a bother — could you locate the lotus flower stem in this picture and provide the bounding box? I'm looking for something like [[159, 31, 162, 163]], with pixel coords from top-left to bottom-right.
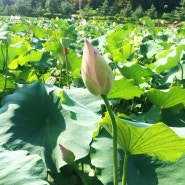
[[101, 94, 118, 185], [64, 52, 70, 89], [179, 62, 185, 88], [3, 44, 9, 94], [122, 153, 129, 185]]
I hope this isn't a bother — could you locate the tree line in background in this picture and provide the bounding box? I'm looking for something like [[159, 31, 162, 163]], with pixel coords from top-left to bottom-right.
[[0, 0, 184, 21]]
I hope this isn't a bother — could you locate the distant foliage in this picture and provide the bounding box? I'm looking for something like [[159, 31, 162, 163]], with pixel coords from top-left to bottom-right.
[[120, 1, 133, 17], [173, 0, 185, 21], [146, 4, 157, 19], [133, 5, 144, 19], [0, 0, 182, 20]]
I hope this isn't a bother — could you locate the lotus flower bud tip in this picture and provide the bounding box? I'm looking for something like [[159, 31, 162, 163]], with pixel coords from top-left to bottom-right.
[[81, 39, 114, 95], [59, 144, 75, 164]]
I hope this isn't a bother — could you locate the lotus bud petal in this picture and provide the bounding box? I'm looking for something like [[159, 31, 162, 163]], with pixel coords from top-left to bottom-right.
[[81, 39, 114, 95], [59, 144, 75, 164]]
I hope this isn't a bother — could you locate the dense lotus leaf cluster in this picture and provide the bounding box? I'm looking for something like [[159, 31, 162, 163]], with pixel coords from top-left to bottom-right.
[[1, 16, 185, 185]]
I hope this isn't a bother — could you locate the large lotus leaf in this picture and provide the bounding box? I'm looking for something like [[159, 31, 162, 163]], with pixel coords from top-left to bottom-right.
[[63, 87, 103, 114], [106, 23, 135, 45], [0, 82, 100, 171], [106, 23, 135, 61], [140, 16, 155, 30], [130, 105, 161, 124], [0, 81, 65, 171], [160, 108, 185, 127], [0, 148, 49, 185], [31, 52, 53, 70], [92, 119, 185, 184], [90, 129, 123, 185], [155, 44, 185, 73], [67, 50, 82, 77], [43, 40, 65, 63], [30, 25, 46, 38], [146, 86, 185, 109], [159, 65, 180, 85], [9, 23, 29, 33], [108, 78, 144, 100], [52, 19, 69, 30], [128, 154, 185, 185], [8, 42, 31, 63], [0, 24, 8, 39], [131, 104, 185, 126], [156, 154, 185, 185], [8, 50, 43, 69], [121, 39, 134, 60], [118, 63, 154, 84], [10, 68, 38, 83], [91, 131, 162, 185], [101, 114, 185, 162], [140, 41, 163, 58], [56, 88, 101, 167]]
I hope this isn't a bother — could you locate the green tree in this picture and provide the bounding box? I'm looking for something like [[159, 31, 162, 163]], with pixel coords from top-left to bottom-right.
[[80, 3, 93, 17], [3, 5, 14, 15], [2, 0, 14, 7], [146, 4, 157, 19], [61, 1, 74, 16], [120, 1, 133, 17], [173, 0, 185, 21], [133, 5, 144, 19], [99, 0, 109, 17], [90, 0, 104, 9], [13, 0, 33, 16], [49, 0, 62, 13]]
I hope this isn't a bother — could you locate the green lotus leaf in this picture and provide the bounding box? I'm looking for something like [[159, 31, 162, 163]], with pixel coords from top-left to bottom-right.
[[8, 50, 45, 69], [0, 82, 100, 171], [63, 87, 103, 114], [155, 44, 185, 73], [56, 88, 100, 167], [0, 82, 65, 171], [0, 148, 49, 185], [31, 25, 46, 38], [0, 24, 9, 39], [92, 119, 185, 184], [118, 63, 154, 84], [140, 41, 163, 58], [90, 129, 123, 185], [108, 78, 144, 100], [140, 16, 155, 29], [146, 86, 185, 109], [8, 42, 31, 63], [127, 154, 185, 185], [10, 23, 29, 33], [101, 114, 185, 162]]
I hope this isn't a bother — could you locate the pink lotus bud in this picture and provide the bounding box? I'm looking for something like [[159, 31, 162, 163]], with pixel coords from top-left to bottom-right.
[[81, 39, 114, 95], [59, 144, 75, 164]]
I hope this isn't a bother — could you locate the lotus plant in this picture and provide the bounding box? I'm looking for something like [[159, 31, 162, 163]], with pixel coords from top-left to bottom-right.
[[81, 39, 118, 185]]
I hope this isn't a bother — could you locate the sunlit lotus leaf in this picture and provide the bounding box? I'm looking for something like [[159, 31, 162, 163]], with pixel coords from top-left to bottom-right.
[[146, 86, 185, 109], [0, 82, 100, 171], [108, 78, 144, 100], [0, 148, 49, 185], [155, 44, 185, 73], [101, 114, 185, 162], [92, 118, 185, 184]]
